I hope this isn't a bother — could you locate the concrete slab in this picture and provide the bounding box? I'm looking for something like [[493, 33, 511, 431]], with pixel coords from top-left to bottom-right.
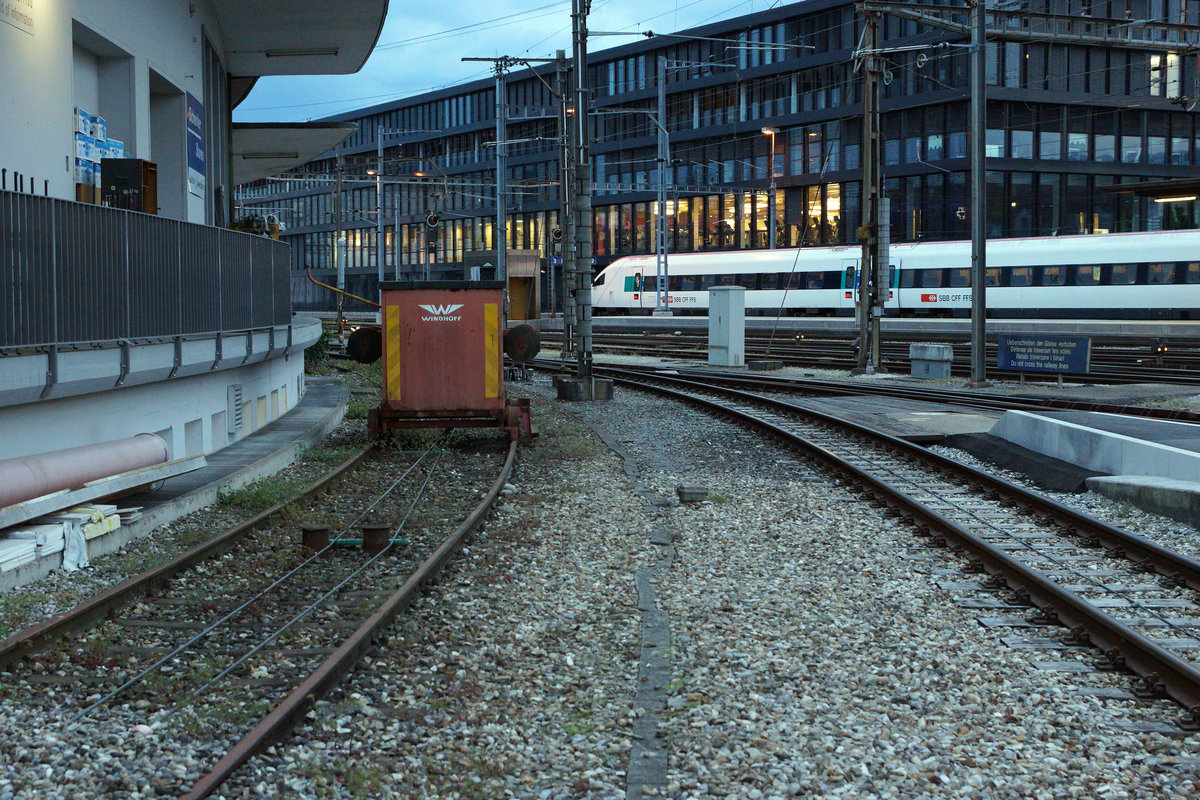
[[990, 410, 1200, 483], [1085, 475, 1200, 530], [789, 396, 999, 442]]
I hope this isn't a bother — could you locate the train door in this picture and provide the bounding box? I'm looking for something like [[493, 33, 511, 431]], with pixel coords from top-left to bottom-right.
[[840, 259, 858, 316], [886, 261, 899, 313], [623, 271, 646, 313]]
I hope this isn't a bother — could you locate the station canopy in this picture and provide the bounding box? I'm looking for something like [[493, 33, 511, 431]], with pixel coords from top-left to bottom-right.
[[232, 122, 358, 185], [213, 0, 388, 76]]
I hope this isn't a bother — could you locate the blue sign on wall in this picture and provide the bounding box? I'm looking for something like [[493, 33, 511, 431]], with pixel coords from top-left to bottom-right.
[[186, 93, 205, 198], [997, 334, 1091, 374]]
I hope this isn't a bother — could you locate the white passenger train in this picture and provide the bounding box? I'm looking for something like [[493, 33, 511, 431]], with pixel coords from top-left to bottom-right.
[[590, 230, 1200, 319]]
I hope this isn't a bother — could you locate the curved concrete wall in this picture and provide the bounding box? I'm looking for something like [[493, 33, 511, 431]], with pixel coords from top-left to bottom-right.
[[0, 318, 322, 461]]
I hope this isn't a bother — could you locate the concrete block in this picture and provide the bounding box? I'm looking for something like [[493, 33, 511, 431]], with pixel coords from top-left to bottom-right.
[[991, 410, 1200, 483], [676, 485, 708, 503], [747, 360, 782, 371], [910, 342, 952, 379], [556, 378, 614, 402], [1085, 475, 1200, 530]]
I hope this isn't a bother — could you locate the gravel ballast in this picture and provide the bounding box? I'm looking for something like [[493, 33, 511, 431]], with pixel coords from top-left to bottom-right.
[[4, 370, 1200, 798], [223, 374, 1199, 798]]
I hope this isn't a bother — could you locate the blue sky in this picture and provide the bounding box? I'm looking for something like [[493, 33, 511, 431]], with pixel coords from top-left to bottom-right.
[[234, 0, 781, 122]]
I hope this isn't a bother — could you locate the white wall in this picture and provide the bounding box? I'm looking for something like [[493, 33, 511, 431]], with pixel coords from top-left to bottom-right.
[[0, 0, 226, 222], [0, 352, 308, 462]]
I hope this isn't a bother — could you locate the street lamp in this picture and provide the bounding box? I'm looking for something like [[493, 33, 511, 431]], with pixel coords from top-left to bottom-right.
[[761, 127, 778, 250]]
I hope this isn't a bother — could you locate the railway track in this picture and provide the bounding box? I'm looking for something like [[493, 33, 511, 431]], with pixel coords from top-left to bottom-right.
[[577, 361, 1200, 425], [0, 433, 515, 798], [544, 331, 1200, 384], [587, 364, 1200, 728]]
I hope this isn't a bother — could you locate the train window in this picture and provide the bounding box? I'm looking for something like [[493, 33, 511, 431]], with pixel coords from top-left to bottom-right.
[[1041, 265, 1066, 286], [699, 275, 717, 290], [948, 268, 970, 288], [1146, 263, 1175, 284], [1110, 263, 1136, 285], [760, 273, 778, 290], [786, 272, 805, 290], [679, 276, 697, 291], [718, 274, 737, 286], [845, 265, 856, 289], [1185, 262, 1200, 283], [900, 270, 915, 288], [738, 274, 758, 290], [594, 272, 606, 286], [1074, 265, 1100, 286], [889, 265, 898, 288], [806, 272, 825, 289], [1010, 267, 1033, 287], [919, 269, 942, 288], [667, 276, 681, 292], [985, 269, 1000, 287]]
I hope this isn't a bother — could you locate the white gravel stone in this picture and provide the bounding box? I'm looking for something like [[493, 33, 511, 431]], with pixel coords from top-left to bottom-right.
[[4, 367, 1200, 798]]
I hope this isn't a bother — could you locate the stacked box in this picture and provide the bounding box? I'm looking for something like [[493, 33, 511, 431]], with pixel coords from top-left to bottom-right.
[[73, 158, 93, 185], [74, 132, 96, 161], [72, 106, 116, 204]]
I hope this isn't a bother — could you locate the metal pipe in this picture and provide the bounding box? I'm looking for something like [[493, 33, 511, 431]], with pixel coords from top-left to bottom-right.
[[305, 269, 381, 309], [0, 434, 169, 509]]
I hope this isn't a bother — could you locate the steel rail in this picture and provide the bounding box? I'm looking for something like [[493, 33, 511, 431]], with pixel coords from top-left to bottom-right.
[[618, 362, 1200, 424], [596, 366, 1200, 722], [0, 446, 375, 670], [542, 332, 1200, 385], [532, 357, 1200, 424], [181, 438, 519, 800]]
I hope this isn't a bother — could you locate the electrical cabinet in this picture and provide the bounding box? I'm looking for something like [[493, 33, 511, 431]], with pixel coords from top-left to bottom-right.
[[100, 158, 158, 214]]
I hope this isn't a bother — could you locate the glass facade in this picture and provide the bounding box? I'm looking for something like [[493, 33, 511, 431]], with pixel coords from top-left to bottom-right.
[[235, 0, 1200, 309]]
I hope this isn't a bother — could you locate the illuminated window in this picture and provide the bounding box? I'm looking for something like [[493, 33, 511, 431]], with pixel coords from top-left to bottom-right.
[[1111, 263, 1136, 285], [1042, 265, 1066, 286]]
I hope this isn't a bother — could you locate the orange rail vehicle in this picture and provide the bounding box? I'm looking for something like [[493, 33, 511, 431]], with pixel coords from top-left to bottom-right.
[[370, 280, 533, 440]]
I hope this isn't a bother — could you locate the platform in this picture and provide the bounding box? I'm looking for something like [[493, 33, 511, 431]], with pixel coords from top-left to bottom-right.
[[0, 381, 348, 592], [786, 382, 1200, 529]]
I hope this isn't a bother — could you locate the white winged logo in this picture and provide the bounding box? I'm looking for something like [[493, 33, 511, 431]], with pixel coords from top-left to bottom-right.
[[418, 303, 464, 321]]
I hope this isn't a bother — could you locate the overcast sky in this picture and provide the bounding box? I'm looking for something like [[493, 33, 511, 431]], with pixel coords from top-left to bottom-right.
[[233, 0, 781, 123]]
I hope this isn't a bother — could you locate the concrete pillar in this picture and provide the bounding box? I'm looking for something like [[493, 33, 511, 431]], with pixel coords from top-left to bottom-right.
[[708, 286, 745, 367]]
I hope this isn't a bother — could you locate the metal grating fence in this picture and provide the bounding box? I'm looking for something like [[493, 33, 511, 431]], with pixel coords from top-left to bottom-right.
[[0, 191, 291, 348]]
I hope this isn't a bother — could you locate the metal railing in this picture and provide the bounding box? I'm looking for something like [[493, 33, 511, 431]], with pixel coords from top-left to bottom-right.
[[1, 191, 291, 349]]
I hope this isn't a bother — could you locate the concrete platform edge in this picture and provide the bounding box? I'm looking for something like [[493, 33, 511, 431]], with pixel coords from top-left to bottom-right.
[[0, 391, 348, 594], [1085, 475, 1200, 531]]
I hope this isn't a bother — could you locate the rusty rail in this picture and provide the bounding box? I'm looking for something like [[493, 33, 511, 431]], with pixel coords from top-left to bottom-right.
[[181, 438, 518, 799], [0, 447, 374, 670]]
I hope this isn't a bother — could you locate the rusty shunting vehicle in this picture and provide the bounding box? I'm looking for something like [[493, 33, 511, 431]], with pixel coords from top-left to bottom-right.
[[369, 280, 534, 440]]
